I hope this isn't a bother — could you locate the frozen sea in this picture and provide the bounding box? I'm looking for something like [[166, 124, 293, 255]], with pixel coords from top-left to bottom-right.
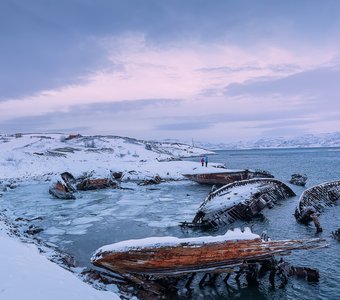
[[1, 147, 340, 299]]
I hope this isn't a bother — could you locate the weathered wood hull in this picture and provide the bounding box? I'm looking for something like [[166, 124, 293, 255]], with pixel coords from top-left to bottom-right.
[[48, 172, 77, 199], [49, 179, 76, 200], [295, 180, 340, 223], [76, 178, 118, 191], [48, 183, 75, 199], [189, 178, 295, 228], [92, 232, 326, 276], [183, 169, 273, 185], [49, 172, 120, 199]]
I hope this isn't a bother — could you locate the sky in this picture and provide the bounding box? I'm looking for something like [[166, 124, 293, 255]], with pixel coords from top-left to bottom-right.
[[1, 0, 340, 143]]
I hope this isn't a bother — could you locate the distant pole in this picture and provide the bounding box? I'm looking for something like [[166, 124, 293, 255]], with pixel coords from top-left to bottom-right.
[[192, 138, 194, 147]]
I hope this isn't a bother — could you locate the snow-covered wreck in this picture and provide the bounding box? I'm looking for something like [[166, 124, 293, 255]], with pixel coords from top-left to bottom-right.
[[48, 172, 77, 199], [294, 180, 340, 232], [92, 227, 324, 275], [184, 178, 295, 229], [49, 171, 119, 199], [91, 227, 326, 295]]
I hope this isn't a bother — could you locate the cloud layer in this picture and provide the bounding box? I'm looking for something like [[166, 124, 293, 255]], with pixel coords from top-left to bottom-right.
[[1, 1, 340, 142]]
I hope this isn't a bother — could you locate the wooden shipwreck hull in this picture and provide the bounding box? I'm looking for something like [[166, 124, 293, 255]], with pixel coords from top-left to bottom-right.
[[49, 171, 120, 199], [48, 181, 76, 199], [294, 180, 340, 232], [76, 178, 118, 191], [91, 228, 326, 276], [186, 178, 295, 228], [183, 169, 273, 185], [49, 172, 77, 199], [295, 180, 340, 224]]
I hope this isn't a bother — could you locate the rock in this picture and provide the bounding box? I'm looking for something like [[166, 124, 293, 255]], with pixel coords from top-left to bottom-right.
[[111, 171, 124, 180], [289, 173, 307, 186], [25, 225, 44, 235], [7, 184, 17, 189], [15, 216, 43, 222], [138, 175, 163, 186], [33, 152, 44, 156], [332, 229, 340, 241]]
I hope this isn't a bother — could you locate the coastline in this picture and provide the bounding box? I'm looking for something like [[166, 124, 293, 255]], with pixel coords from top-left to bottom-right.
[[0, 217, 119, 300], [0, 133, 213, 299]]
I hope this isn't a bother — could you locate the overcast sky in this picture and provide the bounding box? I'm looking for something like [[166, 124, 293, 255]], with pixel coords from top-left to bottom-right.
[[1, 0, 340, 142]]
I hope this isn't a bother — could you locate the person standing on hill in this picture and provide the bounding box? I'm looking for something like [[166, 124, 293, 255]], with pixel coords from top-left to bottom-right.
[[205, 155, 208, 167], [200, 156, 205, 166]]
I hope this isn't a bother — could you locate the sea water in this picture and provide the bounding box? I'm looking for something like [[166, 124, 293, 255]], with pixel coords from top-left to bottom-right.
[[1, 147, 340, 299]]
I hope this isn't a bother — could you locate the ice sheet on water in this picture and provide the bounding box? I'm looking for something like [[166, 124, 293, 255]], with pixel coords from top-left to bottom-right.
[[97, 208, 116, 217], [46, 236, 60, 244], [158, 197, 174, 202], [116, 198, 151, 206], [147, 219, 179, 228], [58, 220, 72, 226], [44, 227, 66, 236], [66, 224, 93, 235], [72, 216, 102, 225], [115, 207, 147, 219], [82, 203, 111, 212]]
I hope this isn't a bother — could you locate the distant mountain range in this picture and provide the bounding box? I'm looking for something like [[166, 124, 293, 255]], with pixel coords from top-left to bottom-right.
[[184, 132, 340, 150]]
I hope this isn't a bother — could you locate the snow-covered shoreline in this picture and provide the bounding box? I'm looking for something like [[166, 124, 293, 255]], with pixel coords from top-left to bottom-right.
[[0, 133, 215, 299], [0, 218, 119, 300]]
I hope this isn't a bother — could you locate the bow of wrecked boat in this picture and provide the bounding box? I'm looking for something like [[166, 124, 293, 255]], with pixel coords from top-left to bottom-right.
[[183, 168, 274, 186], [91, 227, 327, 298], [294, 180, 340, 232], [181, 178, 296, 229]]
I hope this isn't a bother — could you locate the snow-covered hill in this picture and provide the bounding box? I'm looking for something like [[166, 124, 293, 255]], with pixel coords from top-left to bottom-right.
[[0, 133, 213, 181], [193, 132, 340, 150]]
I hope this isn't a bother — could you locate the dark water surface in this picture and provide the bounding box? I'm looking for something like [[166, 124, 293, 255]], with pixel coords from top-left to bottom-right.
[[1, 148, 340, 299]]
